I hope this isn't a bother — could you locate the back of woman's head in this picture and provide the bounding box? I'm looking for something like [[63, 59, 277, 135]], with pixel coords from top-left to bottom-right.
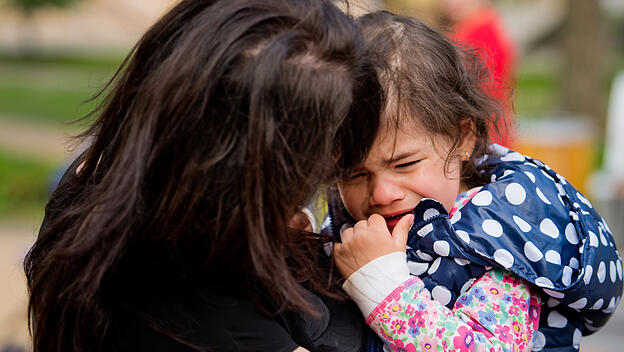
[[357, 11, 499, 188], [25, 0, 381, 350]]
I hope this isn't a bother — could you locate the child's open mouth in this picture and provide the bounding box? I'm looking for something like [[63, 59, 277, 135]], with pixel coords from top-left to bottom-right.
[[383, 209, 414, 231]]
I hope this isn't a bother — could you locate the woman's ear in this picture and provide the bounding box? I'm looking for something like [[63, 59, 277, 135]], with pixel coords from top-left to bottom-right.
[[459, 118, 477, 160]]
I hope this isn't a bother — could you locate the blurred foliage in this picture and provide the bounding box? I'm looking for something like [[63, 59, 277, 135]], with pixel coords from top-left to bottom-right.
[[515, 50, 624, 121], [514, 63, 558, 118], [0, 148, 56, 220], [7, 0, 81, 16], [0, 52, 125, 70], [0, 52, 123, 221], [0, 52, 123, 124]]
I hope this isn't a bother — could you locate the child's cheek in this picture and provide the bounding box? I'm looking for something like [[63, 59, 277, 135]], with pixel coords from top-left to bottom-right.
[[337, 184, 366, 221]]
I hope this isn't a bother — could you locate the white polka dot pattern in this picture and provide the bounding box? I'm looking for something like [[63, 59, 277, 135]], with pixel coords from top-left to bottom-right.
[[536, 277, 554, 288], [562, 266, 573, 286], [428, 257, 441, 274], [544, 288, 565, 299], [417, 223, 433, 237], [547, 310, 568, 328], [536, 187, 551, 204], [547, 297, 560, 307], [513, 215, 531, 232], [541, 169, 555, 182], [423, 208, 439, 220], [500, 151, 525, 162], [493, 249, 514, 269], [573, 329, 582, 348], [406, 261, 429, 276], [545, 250, 561, 265], [482, 219, 503, 237], [605, 297, 617, 313], [599, 229, 608, 246], [584, 265, 593, 285], [568, 297, 587, 309], [603, 219, 612, 234], [565, 223, 579, 244], [454, 258, 470, 266], [540, 218, 559, 238], [432, 285, 451, 306], [532, 331, 546, 351], [460, 278, 476, 294], [588, 231, 599, 247], [433, 240, 450, 256], [524, 241, 543, 262], [450, 210, 461, 224], [597, 261, 606, 283], [505, 183, 526, 205], [416, 250, 433, 261], [577, 192, 593, 208], [456, 230, 470, 244], [524, 171, 536, 183], [471, 190, 493, 206], [591, 298, 604, 310]]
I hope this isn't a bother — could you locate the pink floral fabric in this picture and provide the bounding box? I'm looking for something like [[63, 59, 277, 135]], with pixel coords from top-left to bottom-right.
[[449, 186, 482, 218], [366, 269, 541, 352]]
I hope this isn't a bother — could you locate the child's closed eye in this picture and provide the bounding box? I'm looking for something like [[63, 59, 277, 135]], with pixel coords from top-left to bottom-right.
[[344, 171, 368, 181], [396, 160, 420, 169]]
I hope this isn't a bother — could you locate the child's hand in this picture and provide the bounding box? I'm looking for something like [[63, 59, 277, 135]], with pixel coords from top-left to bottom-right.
[[333, 213, 414, 279]]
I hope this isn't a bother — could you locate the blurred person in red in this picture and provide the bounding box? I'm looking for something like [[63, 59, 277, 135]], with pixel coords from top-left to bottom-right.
[[440, 0, 516, 147]]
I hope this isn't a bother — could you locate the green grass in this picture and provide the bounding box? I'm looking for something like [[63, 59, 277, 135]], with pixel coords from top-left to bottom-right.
[[0, 51, 126, 71], [0, 148, 59, 221], [0, 52, 123, 221], [0, 84, 99, 124], [0, 52, 124, 124]]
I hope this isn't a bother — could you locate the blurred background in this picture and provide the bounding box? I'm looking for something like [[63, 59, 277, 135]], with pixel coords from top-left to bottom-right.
[[0, 0, 622, 351]]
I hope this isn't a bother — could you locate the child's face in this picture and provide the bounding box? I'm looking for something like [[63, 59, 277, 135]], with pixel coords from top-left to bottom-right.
[[337, 122, 468, 232]]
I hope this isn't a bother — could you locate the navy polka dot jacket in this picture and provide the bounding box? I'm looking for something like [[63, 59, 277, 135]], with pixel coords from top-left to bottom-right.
[[326, 145, 623, 352]]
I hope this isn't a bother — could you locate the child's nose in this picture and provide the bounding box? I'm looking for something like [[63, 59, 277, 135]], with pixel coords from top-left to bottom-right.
[[369, 178, 404, 206]]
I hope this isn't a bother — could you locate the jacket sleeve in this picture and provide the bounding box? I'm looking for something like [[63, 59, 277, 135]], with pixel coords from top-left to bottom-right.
[[351, 265, 541, 352]]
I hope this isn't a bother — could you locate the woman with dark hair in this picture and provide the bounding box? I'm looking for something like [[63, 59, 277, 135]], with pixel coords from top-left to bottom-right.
[[24, 0, 382, 351]]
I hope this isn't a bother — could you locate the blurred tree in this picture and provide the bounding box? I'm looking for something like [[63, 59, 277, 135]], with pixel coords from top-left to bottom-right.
[[561, 0, 608, 137], [8, 0, 81, 17], [382, 0, 437, 26]]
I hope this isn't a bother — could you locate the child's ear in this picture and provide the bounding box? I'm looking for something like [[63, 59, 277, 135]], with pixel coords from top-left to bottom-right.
[[288, 208, 316, 233], [459, 118, 477, 160]]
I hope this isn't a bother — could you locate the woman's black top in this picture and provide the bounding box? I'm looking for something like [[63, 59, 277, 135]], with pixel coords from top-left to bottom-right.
[[104, 280, 365, 352], [40, 154, 365, 351]]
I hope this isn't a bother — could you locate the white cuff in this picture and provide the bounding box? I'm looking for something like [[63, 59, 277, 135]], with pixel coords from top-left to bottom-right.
[[342, 252, 412, 317]]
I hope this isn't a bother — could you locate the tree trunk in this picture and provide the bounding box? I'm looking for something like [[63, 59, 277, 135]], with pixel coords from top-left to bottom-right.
[[561, 0, 607, 137]]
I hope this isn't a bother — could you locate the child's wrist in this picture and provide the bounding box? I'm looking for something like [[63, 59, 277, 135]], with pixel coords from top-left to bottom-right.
[[342, 251, 412, 317]]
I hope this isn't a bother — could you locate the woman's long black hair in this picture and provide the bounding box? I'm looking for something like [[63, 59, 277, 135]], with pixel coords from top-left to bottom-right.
[[24, 0, 382, 350]]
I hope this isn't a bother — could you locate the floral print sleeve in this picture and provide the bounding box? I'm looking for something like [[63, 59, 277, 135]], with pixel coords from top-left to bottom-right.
[[367, 269, 541, 352]]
